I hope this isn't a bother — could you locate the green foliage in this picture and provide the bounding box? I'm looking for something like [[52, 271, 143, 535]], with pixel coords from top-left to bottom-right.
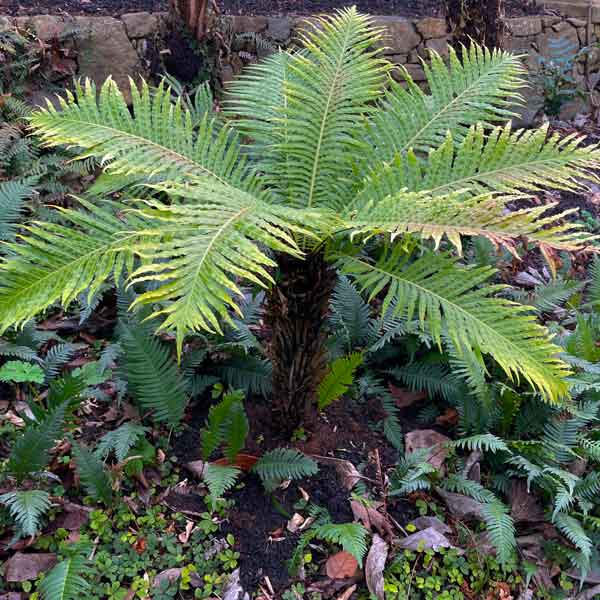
[[0, 178, 35, 242], [203, 463, 241, 509], [0, 490, 51, 537], [95, 423, 149, 463], [0, 360, 44, 383], [117, 308, 188, 426], [253, 448, 318, 491], [389, 449, 436, 496], [8, 400, 70, 481], [480, 502, 517, 565], [1, 9, 596, 413], [72, 443, 113, 506], [201, 389, 248, 462], [39, 553, 89, 600], [317, 352, 364, 410], [451, 434, 510, 454], [312, 523, 369, 566]]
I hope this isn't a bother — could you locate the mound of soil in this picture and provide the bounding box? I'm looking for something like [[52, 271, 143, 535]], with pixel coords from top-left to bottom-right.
[[3, 0, 544, 18]]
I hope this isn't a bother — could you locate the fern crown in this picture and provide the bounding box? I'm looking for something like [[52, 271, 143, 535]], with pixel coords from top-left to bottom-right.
[[1, 8, 599, 402]]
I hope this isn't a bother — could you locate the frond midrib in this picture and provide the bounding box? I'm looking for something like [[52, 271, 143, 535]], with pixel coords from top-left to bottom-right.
[[306, 22, 354, 208], [36, 116, 235, 189]]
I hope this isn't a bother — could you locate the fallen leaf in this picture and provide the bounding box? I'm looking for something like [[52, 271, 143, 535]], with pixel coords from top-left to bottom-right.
[[398, 527, 454, 552], [365, 534, 388, 600], [388, 383, 427, 408], [350, 500, 394, 538], [326, 551, 359, 580], [436, 408, 459, 427], [185, 460, 207, 478], [214, 453, 260, 472], [51, 503, 91, 531], [408, 516, 452, 535], [223, 569, 250, 600], [312, 456, 361, 491], [406, 430, 451, 470], [287, 513, 306, 533], [178, 520, 194, 543], [133, 538, 146, 554], [335, 584, 357, 600], [4, 553, 57, 582], [153, 568, 182, 588], [0, 594, 24, 600]]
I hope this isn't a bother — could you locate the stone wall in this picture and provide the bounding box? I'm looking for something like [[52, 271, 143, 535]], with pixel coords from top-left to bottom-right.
[[2, 9, 600, 122]]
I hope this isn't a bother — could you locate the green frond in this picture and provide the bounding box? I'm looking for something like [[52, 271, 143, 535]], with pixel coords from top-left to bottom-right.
[[253, 448, 318, 490], [216, 355, 272, 397], [313, 523, 369, 566], [389, 363, 460, 402], [125, 182, 313, 350], [30, 78, 259, 194], [203, 463, 241, 509], [588, 256, 600, 307], [364, 44, 525, 164], [39, 555, 89, 600], [95, 423, 148, 463], [0, 198, 145, 334], [8, 400, 69, 481], [117, 310, 188, 427], [554, 513, 592, 566], [347, 187, 592, 256], [480, 501, 517, 565], [72, 442, 113, 506], [0, 177, 36, 242], [318, 352, 364, 409], [43, 342, 86, 383], [228, 8, 389, 210], [339, 249, 570, 403], [0, 490, 51, 537], [452, 434, 511, 454]]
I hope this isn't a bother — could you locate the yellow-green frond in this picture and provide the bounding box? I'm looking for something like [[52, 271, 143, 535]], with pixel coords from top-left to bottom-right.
[[363, 44, 525, 165], [0, 198, 145, 333], [337, 248, 570, 403]]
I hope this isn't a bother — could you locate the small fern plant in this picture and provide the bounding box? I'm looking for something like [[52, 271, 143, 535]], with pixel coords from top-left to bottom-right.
[[2, 8, 599, 427]]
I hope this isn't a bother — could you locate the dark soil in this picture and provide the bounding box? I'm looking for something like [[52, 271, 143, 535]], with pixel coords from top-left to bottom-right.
[[3, 0, 545, 18]]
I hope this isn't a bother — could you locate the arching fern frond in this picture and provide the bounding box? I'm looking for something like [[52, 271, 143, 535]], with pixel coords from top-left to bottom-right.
[[363, 45, 525, 165], [39, 554, 89, 600], [0, 490, 51, 537], [0, 177, 36, 242], [338, 248, 570, 403]]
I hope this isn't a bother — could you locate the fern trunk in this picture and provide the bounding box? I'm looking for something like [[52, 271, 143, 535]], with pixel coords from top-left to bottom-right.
[[266, 252, 336, 429], [445, 0, 505, 49]]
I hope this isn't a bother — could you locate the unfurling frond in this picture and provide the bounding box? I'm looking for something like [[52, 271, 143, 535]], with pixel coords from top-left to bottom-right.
[[339, 249, 570, 403]]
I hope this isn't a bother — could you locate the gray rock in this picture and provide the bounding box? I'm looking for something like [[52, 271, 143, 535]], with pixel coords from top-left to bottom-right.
[[74, 16, 143, 104], [416, 17, 447, 40], [506, 17, 542, 37], [374, 17, 421, 55], [267, 17, 292, 42], [122, 12, 158, 39], [436, 488, 485, 521], [230, 15, 268, 34]]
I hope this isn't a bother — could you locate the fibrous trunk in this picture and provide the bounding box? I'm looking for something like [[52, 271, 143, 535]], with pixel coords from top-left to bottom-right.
[[444, 0, 505, 49], [266, 252, 336, 430]]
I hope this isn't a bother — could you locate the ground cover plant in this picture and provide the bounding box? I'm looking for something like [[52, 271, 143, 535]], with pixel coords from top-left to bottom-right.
[[3, 6, 600, 600]]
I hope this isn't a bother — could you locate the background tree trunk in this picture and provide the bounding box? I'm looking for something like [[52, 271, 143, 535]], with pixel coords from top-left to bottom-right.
[[444, 0, 505, 49], [265, 252, 336, 431]]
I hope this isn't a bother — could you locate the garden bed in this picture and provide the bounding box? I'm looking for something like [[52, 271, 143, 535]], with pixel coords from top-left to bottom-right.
[[3, 0, 545, 17]]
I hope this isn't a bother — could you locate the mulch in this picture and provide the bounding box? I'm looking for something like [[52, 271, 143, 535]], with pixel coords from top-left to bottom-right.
[[3, 0, 545, 18]]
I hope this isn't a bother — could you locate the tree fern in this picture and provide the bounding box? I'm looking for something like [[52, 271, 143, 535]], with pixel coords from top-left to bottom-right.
[[39, 554, 89, 600], [253, 448, 318, 490], [0, 490, 51, 537], [317, 352, 364, 410], [72, 443, 113, 506], [117, 309, 188, 427], [313, 523, 369, 566]]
